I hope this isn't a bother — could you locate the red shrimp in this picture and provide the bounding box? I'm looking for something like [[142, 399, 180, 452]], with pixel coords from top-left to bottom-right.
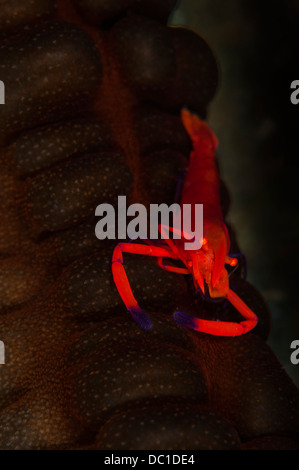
[[112, 109, 258, 336]]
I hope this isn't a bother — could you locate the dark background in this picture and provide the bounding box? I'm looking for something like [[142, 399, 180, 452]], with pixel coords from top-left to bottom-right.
[[169, 0, 299, 385]]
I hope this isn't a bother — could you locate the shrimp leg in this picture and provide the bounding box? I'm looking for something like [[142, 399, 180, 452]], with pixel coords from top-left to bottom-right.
[[174, 288, 258, 337], [112, 242, 178, 329]]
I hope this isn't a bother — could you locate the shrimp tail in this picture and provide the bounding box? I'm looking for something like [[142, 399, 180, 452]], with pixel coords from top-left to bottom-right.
[[181, 108, 218, 151]]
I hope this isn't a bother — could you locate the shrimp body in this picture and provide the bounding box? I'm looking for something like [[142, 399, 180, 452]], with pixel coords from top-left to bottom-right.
[[179, 109, 233, 299]]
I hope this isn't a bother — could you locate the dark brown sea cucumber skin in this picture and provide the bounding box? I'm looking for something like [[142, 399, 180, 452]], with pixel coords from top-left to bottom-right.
[[0, 0, 298, 450]]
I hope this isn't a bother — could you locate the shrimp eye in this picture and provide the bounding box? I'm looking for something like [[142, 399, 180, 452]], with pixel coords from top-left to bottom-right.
[[201, 237, 207, 246], [226, 256, 237, 267]]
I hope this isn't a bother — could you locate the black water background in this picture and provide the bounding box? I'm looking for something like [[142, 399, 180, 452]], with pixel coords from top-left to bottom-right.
[[170, 0, 299, 385]]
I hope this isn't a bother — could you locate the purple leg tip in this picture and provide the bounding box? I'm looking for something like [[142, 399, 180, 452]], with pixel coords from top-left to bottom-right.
[[129, 308, 152, 330], [173, 311, 198, 330]]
